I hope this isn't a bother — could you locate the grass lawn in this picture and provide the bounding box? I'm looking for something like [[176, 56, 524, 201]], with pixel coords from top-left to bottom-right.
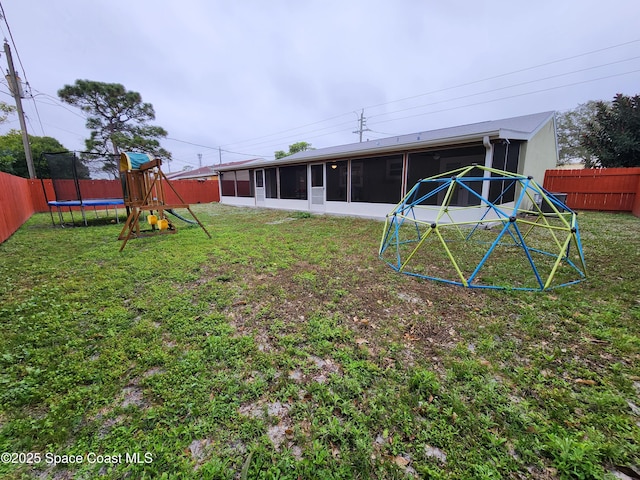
[[1, 204, 639, 479]]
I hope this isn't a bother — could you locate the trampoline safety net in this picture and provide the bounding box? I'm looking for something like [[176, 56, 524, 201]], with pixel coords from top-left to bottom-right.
[[43, 152, 122, 202], [42, 152, 125, 227]]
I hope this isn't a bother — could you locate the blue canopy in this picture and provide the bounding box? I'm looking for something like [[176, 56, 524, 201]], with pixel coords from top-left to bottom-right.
[[119, 152, 154, 172]]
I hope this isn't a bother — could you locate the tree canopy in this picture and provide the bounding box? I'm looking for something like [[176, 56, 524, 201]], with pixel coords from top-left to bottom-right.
[[274, 141, 313, 159], [58, 80, 171, 175], [0, 131, 77, 178], [581, 93, 640, 168], [556, 101, 601, 166], [0, 101, 16, 124]]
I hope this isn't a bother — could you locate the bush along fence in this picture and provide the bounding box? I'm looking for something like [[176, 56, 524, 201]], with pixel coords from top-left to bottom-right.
[[0, 173, 220, 243], [543, 167, 640, 217]]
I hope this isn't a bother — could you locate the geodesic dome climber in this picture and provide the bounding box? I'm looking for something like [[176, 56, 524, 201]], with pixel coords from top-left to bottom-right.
[[118, 152, 211, 251], [379, 165, 586, 291]]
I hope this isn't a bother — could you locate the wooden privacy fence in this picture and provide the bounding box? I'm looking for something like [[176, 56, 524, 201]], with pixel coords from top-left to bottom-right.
[[0, 174, 220, 243], [31, 178, 220, 212], [0, 172, 34, 243], [543, 168, 640, 217]]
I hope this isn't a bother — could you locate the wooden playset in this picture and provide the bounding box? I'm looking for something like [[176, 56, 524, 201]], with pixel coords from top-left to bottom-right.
[[118, 152, 211, 251]]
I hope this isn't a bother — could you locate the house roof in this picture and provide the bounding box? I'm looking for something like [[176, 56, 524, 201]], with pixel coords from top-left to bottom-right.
[[212, 158, 262, 173], [216, 111, 555, 171], [167, 159, 261, 179], [166, 165, 218, 180]]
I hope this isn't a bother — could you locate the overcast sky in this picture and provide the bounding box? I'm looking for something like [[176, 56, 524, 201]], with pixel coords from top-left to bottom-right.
[[1, 0, 639, 171]]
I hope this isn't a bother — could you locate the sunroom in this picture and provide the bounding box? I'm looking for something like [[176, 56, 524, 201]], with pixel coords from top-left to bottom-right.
[[216, 111, 557, 221]]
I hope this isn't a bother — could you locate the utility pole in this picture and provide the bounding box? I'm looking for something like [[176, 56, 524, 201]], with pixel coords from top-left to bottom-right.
[[4, 41, 35, 178], [197, 153, 202, 168], [353, 109, 370, 143], [218, 147, 222, 165]]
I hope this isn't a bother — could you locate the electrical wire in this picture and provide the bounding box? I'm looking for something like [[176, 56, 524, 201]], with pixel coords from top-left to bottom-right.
[[196, 65, 639, 157], [0, 7, 635, 166], [368, 68, 640, 127], [217, 118, 356, 151], [164, 138, 268, 162], [30, 88, 87, 119], [220, 111, 354, 149], [0, 2, 27, 80], [23, 83, 45, 135], [363, 38, 640, 112], [242, 62, 640, 150], [368, 56, 640, 121], [212, 38, 640, 152], [0, 2, 47, 136], [214, 64, 640, 157], [368, 129, 400, 137], [165, 137, 219, 150]]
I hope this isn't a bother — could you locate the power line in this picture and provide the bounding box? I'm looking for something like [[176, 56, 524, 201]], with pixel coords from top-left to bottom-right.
[[166, 137, 219, 150], [363, 38, 640, 112], [220, 38, 640, 151], [368, 129, 399, 137], [0, 2, 45, 136], [31, 89, 87, 119], [368, 56, 640, 121], [0, 2, 28, 79], [223, 67, 640, 152], [165, 137, 269, 161], [165, 59, 640, 165], [208, 61, 640, 154], [219, 111, 354, 149], [166, 64, 639, 162], [218, 118, 355, 151], [220, 148, 267, 158], [368, 68, 640, 127], [23, 83, 45, 135]]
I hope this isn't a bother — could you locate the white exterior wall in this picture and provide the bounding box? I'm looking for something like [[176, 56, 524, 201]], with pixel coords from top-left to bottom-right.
[[324, 201, 395, 220], [220, 196, 256, 207], [263, 198, 308, 211], [221, 196, 310, 212], [221, 194, 514, 224], [518, 119, 558, 183], [409, 203, 515, 224]]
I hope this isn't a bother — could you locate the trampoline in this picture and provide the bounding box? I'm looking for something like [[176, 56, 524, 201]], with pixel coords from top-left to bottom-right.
[[41, 151, 125, 227], [48, 198, 125, 227]]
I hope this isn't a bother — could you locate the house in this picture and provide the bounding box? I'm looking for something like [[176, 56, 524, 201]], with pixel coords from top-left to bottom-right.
[[166, 165, 218, 181], [166, 159, 258, 182], [216, 111, 558, 220]]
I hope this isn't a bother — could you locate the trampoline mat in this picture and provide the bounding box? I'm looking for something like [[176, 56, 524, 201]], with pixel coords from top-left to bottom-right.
[[48, 198, 124, 207]]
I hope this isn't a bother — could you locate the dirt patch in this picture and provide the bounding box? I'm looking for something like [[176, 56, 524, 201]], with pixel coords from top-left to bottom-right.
[[143, 367, 165, 377], [213, 256, 493, 371], [120, 385, 145, 408], [238, 400, 295, 451], [187, 438, 216, 468], [119, 373, 156, 409]]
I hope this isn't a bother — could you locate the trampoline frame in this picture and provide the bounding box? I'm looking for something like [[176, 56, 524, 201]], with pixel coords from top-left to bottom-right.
[[47, 198, 125, 227]]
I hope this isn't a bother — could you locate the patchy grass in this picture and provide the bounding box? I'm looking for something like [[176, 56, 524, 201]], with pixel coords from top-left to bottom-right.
[[0, 205, 639, 479]]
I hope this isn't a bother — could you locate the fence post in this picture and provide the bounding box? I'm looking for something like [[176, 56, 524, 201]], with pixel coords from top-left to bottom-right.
[[633, 175, 640, 218]]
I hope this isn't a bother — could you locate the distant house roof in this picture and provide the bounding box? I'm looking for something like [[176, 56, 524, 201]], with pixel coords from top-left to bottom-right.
[[166, 165, 218, 180], [213, 158, 262, 173], [216, 111, 556, 171], [167, 159, 265, 179]]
